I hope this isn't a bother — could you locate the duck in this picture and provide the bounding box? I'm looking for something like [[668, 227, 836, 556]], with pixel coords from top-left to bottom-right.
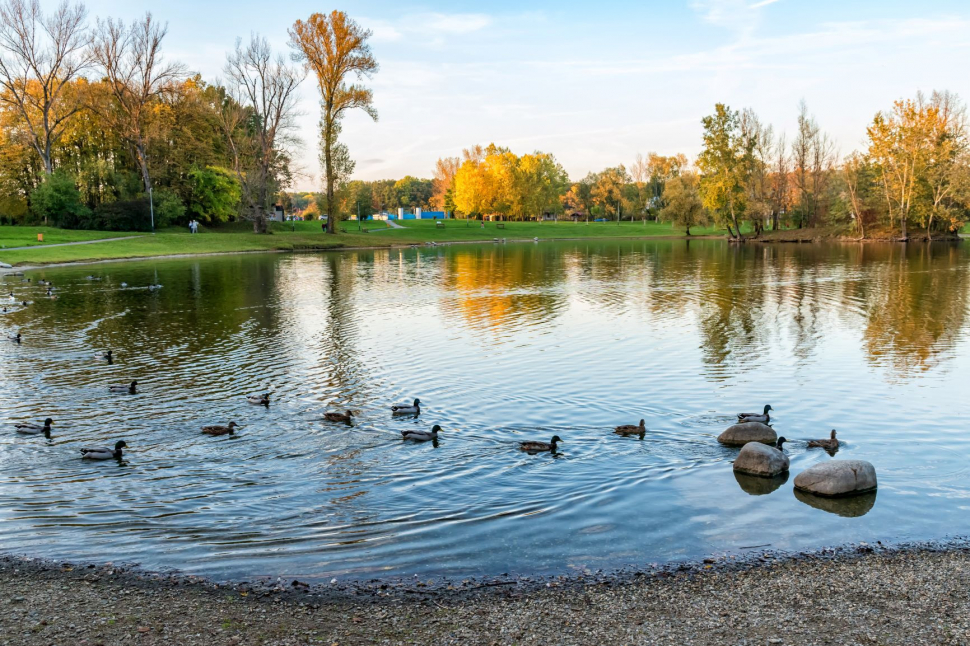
[[775, 436, 787, 451], [80, 440, 127, 460], [148, 284, 162, 291], [247, 393, 270, 406], [20, 300, 28, 306], [109, 380, 138, 394], [519, 435, 562, 453], [96, 350, 113, 363], [391, 398, 421, 415], [202, 421, 239, 436], [15, 418, 53, 435], [615, 419, 646, 437], [120, 282, 128, 288], [6, 292, 14, 302], [807, 429, 840, 451], [402, 425, 440, 442], [38, 280, 51, 286], [324, 410, 354, 423], [85, 275, 101, 281], [738, 405, 772, 424], [8, 332, 20, 343]]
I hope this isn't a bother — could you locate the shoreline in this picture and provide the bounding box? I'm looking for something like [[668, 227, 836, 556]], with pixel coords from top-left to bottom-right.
[[0, 231, 960, 272], [2, 540, 968, 644]]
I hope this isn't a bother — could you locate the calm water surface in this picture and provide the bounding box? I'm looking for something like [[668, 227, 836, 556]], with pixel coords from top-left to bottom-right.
[[1, 240, 969, 580]]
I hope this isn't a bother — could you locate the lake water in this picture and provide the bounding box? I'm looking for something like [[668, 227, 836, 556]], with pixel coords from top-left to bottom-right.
[[1, 240, 969, 581]]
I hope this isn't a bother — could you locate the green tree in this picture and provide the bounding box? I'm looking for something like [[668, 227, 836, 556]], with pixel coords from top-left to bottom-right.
[[30, 170, 89, 225], [697, 104, 747, 239], [660, 170, 708, 235], [188, 166, 240, 223]]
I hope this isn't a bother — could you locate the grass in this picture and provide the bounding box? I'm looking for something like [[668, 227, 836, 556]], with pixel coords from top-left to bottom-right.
[[0, 225, 142, 248], [0, 218, 729, 266]]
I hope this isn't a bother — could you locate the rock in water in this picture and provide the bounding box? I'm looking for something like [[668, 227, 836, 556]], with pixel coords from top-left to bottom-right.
[[733, 442, 790, 477], [793, 460, 877, 497], [717, 422, 777, 446]]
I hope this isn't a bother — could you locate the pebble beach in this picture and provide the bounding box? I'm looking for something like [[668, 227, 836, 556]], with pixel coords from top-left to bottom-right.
[[3, 543, 969, 645]]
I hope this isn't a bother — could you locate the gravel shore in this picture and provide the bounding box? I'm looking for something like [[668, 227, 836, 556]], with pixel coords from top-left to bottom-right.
[[2, 545, 969, 645]]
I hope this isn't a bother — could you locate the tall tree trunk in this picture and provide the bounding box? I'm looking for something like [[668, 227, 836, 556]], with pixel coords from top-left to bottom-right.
[[324, 113, 336, 234]]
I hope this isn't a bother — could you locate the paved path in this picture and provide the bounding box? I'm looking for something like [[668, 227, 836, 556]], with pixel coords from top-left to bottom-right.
[[0, 235, 145, 252], [385, 220, 405, 229]]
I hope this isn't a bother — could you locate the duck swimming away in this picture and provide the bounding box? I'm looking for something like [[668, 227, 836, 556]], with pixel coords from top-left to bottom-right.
[[81, 440, 127, 460], [615, 419, 646, 437], [391, 398, 421, 415], [519, 435, 562, 453], [15, 418, 53, 435], [807, 429, 840, 451]]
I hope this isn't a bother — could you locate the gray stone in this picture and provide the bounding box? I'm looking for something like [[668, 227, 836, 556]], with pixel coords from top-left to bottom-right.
[[794, 460, 877, 497], [717, 422, 777, 446], [733, 442, 790, 477]]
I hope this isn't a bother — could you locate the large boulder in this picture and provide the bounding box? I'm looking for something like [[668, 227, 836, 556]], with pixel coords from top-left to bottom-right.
[[733, 442, 790, 477], [717, 422, 777, 446], [793, 460, 877, 497]]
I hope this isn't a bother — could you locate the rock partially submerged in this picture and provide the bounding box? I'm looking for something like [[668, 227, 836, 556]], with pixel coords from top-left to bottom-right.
[[794, 460, 877, 497], [717, 422, 777, 446], [733, 442, 790, 477]]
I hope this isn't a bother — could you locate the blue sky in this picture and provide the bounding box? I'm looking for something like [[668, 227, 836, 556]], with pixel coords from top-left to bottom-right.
[[83, 0, 970, 189]]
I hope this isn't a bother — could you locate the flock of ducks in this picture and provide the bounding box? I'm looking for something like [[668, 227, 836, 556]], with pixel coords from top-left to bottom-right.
[[735, 405, 842, 460]]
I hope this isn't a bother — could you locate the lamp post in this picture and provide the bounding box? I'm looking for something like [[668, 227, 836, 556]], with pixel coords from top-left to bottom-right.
[[148, 185, 155, 233]]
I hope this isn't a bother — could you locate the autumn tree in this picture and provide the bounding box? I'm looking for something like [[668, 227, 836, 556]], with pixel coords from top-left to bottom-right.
[[0, 0, 91, 175], [430, 156, 459, 212], [592, 165, 629, 219], [660, 170, 708, 235], [92, 13, 185, 213], [697, 104, 747, 239], [223, 34, 303, 233], [290, 11, 378, 233], [791, 101, 834, 229]]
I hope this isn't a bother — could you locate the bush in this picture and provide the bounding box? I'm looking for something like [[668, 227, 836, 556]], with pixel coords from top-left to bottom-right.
[[151, 188, 185, 228], [188, 166, 240, 223], [90, 199, 154, 231], [30, 171, 90, 226]]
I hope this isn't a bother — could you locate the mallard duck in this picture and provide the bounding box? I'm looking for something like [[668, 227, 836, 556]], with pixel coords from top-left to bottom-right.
[[15, 418, 53, 435], [402, 425, 440, 441], [324, 410, 354, 423], [8, 332, 20, 343], [247, 393, 270, 406], [6, 292, 14, 301], [519, 435, 562, 453], [615, 419, 646, 437], [807, 429, 840, 451], [775, 436, 787, 451], [202, 421, 239, 436], [148, 284, 162, 291], [120, 282, 128, 288], [391, 398, 421, 415], [109, 380, 138, 394], [738, 404, 772, 424], [81, 440, 127, 460], [85, 275, 101, 281], [96, 350, 113, 363]]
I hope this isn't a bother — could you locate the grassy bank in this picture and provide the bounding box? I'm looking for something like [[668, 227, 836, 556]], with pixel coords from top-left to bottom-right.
[[0, 219, 726, 266]]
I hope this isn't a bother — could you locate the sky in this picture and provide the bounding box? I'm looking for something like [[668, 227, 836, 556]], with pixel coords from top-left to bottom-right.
[[82, 0, 970, 190]]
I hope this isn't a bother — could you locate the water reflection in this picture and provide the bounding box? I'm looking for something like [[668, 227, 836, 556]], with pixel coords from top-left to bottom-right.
[[0, 240, 967, 580], [794, 489, 878, 518]]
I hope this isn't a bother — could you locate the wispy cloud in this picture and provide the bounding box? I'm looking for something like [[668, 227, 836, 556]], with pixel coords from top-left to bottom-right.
[[366, 12, 491, 43], [424, 13, 492, 34], [691, 0, 780, 39]]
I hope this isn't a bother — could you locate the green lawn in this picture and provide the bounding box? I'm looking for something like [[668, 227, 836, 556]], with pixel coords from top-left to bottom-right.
[[0, 219, 729, 266], [0, 225, 143, 248]]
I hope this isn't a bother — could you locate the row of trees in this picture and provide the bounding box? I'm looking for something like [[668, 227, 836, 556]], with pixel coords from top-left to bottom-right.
[[0, 2, 382, 234]]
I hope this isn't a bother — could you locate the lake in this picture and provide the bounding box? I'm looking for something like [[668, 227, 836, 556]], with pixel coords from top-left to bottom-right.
[[1, 239, 968, 581]]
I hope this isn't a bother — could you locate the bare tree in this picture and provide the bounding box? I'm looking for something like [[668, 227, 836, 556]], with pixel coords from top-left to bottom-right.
[[770, 133, 790, 230], [223, 34, 304, 233], [91, 13, 184, 198], [0, 0, 91, 175], [792, 100, 834, 229]]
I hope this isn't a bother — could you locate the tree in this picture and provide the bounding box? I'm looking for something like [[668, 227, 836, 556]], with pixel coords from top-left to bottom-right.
[[223, 34, 303, 233], [646, 153, 688, 212], [187, 166, 240, 224], [697, 104, 747, 239], [592, 166, 628, 219], [290, 11, 378, 233], [92, 13, 185, 207], [792, 101, 834, 229], [29, 168, 87, 224], [0, 0, 91, 175], [430, 156, 459, 212], [660, 170, 708, 235], [842, 152, 875, 239]]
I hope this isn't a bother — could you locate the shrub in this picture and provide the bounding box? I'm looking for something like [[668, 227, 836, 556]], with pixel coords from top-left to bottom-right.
[[30, 171, 90, 227]]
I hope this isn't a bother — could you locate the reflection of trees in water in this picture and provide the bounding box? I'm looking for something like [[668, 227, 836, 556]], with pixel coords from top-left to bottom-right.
[[315, 253, 366, 396], [443, 245, 566, 332], [860, 244, 969, 376]]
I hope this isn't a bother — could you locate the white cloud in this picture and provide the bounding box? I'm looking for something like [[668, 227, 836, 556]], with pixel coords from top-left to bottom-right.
[[423, 13, 492, 34]]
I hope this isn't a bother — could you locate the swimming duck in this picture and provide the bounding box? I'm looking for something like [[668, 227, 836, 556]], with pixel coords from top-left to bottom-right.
[[519, 435, 562, 453], [738, 405, 772, 424], [96, 350, 113, 363], [615, 419, 646, 437], [324, 410, 354, 423], [247, 393, 270, 406], [15, 418, 53, 435], [120, 282, 128, 288], [775, 436, 787, 451], [80, 440, 127, 460], [148, 284, 162, 291], [402, 425, 440, 442], [6, 292, 14, 301], [20, 300, 28, 306], [202, 421, 239, 436], [85, 275, 101, 281], [109, 380, 138, 394], [807, 429, 840, 451], [8, 332, 20, 343], [391, 398, 421, 415]]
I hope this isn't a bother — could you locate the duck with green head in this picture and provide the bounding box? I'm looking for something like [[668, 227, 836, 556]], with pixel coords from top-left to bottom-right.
[[402, 425, 440, 441], [391, 398, 421, 415], [738, 405, 772, 424], [15, 418, 53, 436], [81, 440, 127, 460]]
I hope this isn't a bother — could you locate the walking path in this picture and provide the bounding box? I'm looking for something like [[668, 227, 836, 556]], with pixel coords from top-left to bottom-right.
[[1, 235, 145, 252]]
